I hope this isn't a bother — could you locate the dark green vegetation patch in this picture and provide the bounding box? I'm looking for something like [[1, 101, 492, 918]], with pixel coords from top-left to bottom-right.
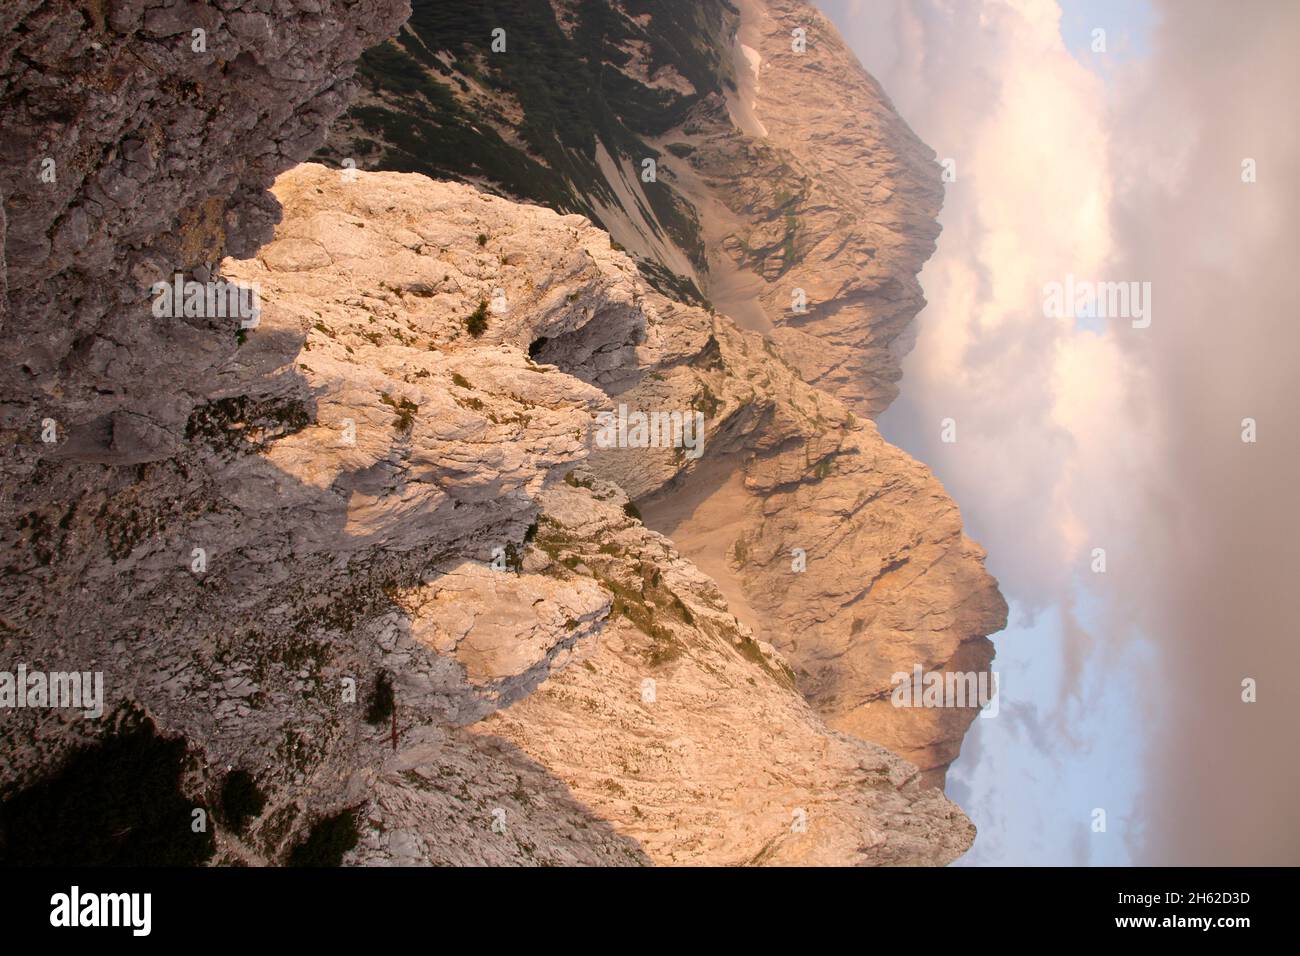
[[317, 0, 737, 283]]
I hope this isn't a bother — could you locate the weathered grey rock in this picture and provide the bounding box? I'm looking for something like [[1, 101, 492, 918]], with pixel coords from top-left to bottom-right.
[[0, 0, 411, 462], [347, 722, 651, 867]]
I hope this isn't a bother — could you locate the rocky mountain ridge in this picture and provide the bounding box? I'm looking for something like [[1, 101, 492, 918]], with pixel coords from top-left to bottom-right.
[[224, 163, 976, 864], [1, 0, 1003, 865], [322, 0, 1005, 787], [323, 0, 943, 415]]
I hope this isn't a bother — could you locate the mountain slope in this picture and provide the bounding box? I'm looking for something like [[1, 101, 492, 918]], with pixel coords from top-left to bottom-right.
[[224, 162, 978, 864], [2, 0, 1002, 865], [321, 0, 1007, 788], [321, 0, 943, 414]]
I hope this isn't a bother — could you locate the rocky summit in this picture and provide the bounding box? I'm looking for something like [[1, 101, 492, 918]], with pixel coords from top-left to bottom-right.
[[1, 0, 1003, 866]]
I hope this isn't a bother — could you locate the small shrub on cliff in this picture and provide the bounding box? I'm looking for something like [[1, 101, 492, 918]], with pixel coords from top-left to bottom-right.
[[364, 671, 395, 725], [379, 392, 418, 432], [465, 300, 489, 338]]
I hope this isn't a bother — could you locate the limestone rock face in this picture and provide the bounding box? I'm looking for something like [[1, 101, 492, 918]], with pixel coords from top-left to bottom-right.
[[590, 281, 1008, 788], [701, 0, 947, 416], [317, 0, 1006, 787], [226, 165, 978, 863], [348, 721, 652, 867], [0, 0, 412, 460], [1, 0, 412, 859], [475, 477, 976, 866], [3, 151, 979, 864], [2, 0, 1003, 866], [3, 153, 647, 854], [345, 466, 977, 868]]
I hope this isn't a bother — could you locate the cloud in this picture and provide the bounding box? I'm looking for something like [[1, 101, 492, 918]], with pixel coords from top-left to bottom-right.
[[1102, 0, 1300, 865], [838, 0, 1123, 614]]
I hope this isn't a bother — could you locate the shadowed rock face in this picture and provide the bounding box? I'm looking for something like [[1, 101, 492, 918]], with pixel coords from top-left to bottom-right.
[[0, 0, 440, 858], [1, 0, 411, 464]]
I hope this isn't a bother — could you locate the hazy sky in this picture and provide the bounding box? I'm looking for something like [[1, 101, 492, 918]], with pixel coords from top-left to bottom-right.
[[818, 0, 1300, 865]]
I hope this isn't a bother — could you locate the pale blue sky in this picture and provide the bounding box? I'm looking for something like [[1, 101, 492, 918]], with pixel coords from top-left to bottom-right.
[[1059, 0, 1156, 64]]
